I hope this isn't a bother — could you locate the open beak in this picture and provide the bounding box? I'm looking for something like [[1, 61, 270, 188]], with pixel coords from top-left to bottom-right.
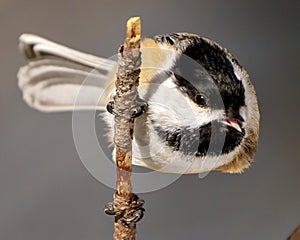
[[221, 118, 243, 133]]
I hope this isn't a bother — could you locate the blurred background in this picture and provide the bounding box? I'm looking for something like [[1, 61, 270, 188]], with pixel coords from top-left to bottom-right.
[[1, 0, 300, 239]]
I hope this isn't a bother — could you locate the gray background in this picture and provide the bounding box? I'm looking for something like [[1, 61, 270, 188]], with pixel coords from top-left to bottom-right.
[[1, 0, 300, 239]]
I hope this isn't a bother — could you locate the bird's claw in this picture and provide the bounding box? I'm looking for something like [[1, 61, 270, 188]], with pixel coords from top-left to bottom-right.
[[104, 202, 122, 216], [106, 101, 118, 116], [104, 196, 145, 224], [130, 99, 148, 118], [106, 99, 148, 118], [121, 208, 145, 224]]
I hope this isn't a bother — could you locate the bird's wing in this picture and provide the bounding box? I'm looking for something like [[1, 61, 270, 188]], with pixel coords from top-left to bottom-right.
[[18, 34, 117, 112]]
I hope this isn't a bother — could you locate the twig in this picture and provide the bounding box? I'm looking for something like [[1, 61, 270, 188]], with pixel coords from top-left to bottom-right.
[[288, 224, 300, 240], [112, 17, 142, 240]]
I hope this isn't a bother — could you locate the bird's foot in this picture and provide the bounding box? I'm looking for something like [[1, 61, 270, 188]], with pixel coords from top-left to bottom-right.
[[104, 195, 145, 224], [106, 98, 148, 118]]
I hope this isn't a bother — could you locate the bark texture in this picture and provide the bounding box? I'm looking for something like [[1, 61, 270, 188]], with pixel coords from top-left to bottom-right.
[[113, 17, 142, 240]]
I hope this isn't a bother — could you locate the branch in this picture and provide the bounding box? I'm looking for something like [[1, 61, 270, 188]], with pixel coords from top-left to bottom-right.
[[112, 16, 142, 240], [288, 224, 300, 240]]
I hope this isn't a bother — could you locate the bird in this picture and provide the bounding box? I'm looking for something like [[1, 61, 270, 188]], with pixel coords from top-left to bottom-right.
[[17, 33, 260, 174]]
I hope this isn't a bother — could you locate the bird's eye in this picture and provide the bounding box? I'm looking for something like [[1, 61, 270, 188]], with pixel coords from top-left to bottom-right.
[[195, 94, 207, 106]]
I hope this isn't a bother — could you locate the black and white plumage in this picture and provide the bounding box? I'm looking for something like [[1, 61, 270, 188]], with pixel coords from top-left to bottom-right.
[[18, 33, 260, 174]]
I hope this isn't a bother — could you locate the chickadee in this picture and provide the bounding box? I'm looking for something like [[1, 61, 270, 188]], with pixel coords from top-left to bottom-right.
[[18, 33, 260, 174]]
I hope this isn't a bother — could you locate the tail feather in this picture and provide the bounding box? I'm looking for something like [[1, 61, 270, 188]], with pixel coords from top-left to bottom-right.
[[18, 34, 116, 112]]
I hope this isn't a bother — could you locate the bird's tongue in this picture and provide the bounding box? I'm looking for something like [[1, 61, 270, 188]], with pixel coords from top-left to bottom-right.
[[222, 118, 242, 132]]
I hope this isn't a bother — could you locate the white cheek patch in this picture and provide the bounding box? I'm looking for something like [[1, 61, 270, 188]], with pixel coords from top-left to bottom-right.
[[146, 77, 200, 126], [161, 77, 177, 88], [143, 75, 226, 129]]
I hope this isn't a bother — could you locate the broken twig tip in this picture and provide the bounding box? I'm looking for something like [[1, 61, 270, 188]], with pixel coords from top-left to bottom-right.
[[126, 17, 141, 42]]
